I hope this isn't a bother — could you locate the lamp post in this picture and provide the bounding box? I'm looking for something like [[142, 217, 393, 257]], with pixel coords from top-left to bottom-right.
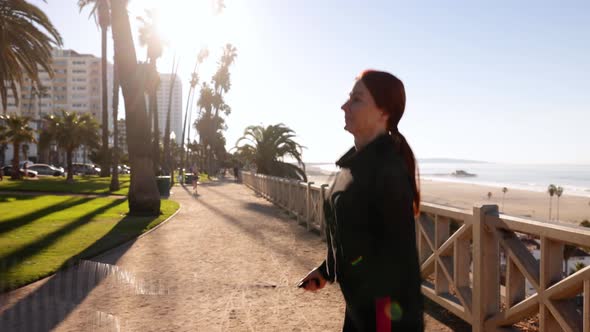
[[206, 144, 211, 178], [169, 132, 176, 183]]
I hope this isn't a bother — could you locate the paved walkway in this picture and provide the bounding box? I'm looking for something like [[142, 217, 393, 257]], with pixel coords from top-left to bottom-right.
[[0, 178, 465, 331]]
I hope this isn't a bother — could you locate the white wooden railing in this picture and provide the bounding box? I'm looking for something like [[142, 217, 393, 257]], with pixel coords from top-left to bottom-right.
[[241, 171, 590, 332]]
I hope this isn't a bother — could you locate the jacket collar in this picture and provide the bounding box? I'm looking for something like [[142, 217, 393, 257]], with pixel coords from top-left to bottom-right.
[[336, 133, 393, 170]]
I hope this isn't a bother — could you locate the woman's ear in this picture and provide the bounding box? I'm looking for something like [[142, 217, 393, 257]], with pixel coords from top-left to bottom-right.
[[380, 111, 390, 127]]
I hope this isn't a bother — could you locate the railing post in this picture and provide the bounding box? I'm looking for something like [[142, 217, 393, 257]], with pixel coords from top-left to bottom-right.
[[472, 204, 500, 332], [319, 184, 329, 240], [306, 182, 314, 231], [540, 236, 564, 331]]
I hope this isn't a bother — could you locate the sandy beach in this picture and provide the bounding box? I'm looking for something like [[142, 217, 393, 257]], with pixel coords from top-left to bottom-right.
[[420, 179, 590, 225], [308, 172, 590, 226]]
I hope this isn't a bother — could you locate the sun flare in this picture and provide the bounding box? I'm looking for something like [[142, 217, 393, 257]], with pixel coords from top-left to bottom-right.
[[131, 0, 235, 64], [154, 1, 220, 49]]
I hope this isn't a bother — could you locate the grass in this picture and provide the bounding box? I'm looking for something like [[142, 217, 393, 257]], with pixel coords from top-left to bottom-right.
[[0, 194, 179, 291], [198, 173, 209, 182], [0, 174, 130, 196]]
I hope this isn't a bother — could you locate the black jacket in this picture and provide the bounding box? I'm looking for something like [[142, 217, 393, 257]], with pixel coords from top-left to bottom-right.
[[318, 133, 423, 326]]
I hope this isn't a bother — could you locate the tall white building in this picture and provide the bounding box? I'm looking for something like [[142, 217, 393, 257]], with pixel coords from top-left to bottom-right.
[[155, 73, 183, 145], [1, 48, 113, 165]]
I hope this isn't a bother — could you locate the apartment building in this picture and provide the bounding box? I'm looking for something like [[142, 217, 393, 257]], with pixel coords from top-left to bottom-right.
[[1, 48, 113, 165], [155, 73, 183, 145]]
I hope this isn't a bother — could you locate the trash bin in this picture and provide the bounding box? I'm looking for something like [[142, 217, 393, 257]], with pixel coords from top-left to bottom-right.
[[184, 173, 194, 184], [156, 176, 171, 196]]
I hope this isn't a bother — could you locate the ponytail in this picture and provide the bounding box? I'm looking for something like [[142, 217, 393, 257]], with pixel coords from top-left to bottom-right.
[[391, 131, 421, 215], [360, 69, 420, 215]]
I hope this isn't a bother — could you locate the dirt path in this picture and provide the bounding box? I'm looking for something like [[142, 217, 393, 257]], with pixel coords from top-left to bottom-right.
[[1, 179, 465, 331]]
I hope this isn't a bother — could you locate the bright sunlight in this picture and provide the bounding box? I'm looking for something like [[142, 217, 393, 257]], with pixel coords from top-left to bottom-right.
[[128, 0, 239, 76]]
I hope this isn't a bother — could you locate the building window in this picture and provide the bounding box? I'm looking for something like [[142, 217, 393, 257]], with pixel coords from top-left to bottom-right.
[[72, 60, 86, 65], [72, 69, 87, 74]]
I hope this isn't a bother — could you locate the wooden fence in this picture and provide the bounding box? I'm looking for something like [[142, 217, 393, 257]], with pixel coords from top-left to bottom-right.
[[241, 171, 590, 332]]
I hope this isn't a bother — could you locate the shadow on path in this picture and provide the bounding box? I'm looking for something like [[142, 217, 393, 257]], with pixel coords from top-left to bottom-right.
[[0, 199, 163, 331]]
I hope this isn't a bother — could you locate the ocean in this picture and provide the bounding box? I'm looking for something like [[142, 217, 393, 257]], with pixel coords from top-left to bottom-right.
[[305, 161, 590, 198]]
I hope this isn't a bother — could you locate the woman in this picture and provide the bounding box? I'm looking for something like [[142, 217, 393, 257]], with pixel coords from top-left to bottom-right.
[[298, 70, 423, 331]]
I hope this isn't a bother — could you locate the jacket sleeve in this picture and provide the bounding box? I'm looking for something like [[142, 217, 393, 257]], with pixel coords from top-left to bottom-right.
[[317, 201, 336, 283]]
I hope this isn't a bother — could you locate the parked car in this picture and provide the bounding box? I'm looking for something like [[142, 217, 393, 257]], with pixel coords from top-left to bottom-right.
[[2, 165, 38, 178], [28, 164, 65, 177], [71, 163, 101, 175], [117, 165, 130, 174]]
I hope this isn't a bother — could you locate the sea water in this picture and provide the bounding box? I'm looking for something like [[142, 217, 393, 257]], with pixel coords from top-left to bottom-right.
[[305, 161, 590, 198]]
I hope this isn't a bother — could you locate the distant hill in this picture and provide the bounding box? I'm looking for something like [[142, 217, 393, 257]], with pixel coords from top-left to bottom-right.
[[301, 158, 490, 165], [419, 158, 490, 164]]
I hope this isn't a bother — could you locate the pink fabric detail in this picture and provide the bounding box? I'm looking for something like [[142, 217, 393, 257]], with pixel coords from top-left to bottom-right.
[[375, 296, 391, 332]]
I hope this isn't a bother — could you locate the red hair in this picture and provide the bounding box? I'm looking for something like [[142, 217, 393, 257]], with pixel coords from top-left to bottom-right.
[[359, 70, 421, 215]]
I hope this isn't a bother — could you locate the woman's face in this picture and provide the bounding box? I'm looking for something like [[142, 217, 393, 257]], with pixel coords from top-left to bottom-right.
[[341, 80, 388, 137]]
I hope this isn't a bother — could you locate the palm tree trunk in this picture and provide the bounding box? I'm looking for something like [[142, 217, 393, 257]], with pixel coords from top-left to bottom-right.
[[100, 25, 110, 177], [549, 196, 553, 221], [185, 108, 193, 165], [11, 142, 20, 180], [111, 0, 160, 216], [150, 90, 160, 174], [0, 144, 6, 167], [180, 86, 194, 172], [556, 197, 560, 221], [110, 63, 120, 192], [163, 58, 177, 178], [66, 148, 74, 183]]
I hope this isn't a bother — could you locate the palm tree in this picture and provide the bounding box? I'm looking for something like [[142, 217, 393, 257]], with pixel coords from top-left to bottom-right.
[[21, 144, 29, 161], [555, 186, 563, 221], [572, 262, 586, 275], [212, 44, 237, 119], [501, 187, 508, 212], [0, 0, 63, 112], [137, 9, 164, 174], [234, 124, 307, 181], [181, 49, 209, 172], [42, 111, 99, 183], [78, 0, 111, 177], [548, 184, 557, 221], [110, 57, 120, 191], [111, 0, 160, 216], [3, 114, 36, 179]]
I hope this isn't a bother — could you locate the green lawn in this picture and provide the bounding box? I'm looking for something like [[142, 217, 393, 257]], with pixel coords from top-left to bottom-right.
[[0, 174, 130, 195], [0, 194, 179, 291]]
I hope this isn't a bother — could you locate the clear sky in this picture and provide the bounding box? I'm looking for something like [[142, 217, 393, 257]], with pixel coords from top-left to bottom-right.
[[31, 0, 590, 164]]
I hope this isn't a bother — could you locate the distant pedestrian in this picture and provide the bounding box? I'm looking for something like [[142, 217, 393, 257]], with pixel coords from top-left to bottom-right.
[[298, 70, 423, 331], [233, 166, 239, 183]]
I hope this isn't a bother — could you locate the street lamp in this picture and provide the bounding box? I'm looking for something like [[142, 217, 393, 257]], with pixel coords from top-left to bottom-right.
[[206, 144, 211, 177]]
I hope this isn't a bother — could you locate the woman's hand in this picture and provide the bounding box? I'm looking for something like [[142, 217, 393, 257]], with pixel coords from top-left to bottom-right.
[[297, 268, 327, 292]]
